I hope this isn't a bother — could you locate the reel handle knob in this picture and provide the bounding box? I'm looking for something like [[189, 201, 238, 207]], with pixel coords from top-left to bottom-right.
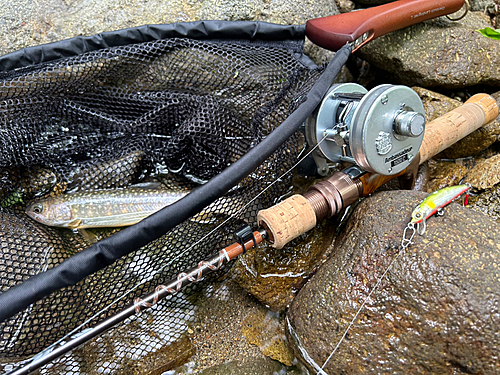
[[394, 111, 425, 138]]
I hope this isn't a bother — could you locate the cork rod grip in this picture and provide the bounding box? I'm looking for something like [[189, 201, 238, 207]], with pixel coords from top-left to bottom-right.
[[419, 94, 498, 163], [257, 195, 317, 250]]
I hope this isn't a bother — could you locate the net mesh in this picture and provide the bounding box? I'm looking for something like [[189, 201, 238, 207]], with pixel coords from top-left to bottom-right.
[[0, 33, 323, 373]]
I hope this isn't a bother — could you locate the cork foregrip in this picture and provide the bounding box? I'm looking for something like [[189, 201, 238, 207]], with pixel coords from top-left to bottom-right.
[[419, 94, 498, 163], [257, 194, 316, 249]]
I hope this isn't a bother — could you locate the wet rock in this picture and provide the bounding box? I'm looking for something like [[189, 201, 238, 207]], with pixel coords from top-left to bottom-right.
[[242, 308, 295, 366], [357, 12, 500, 89], [468, 183, 500, 222], [424, 159, 468, 192], [413, 163, 430, 192], [187, 280, 275, 371], [199, 356, 285, 375], [470, 0, 497, 12], [413, 87, 462, 122], [464, 153, 500, 190], [412, 87, 500, 159], [231, 216, 338, 312], [287, 190, 500, 374]]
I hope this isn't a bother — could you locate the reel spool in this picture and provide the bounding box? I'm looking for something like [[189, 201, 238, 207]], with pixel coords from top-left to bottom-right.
[[305, 83, 425, 176]]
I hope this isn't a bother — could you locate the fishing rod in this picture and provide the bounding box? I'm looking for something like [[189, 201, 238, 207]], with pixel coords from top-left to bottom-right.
[[8, 91, 497, 375]]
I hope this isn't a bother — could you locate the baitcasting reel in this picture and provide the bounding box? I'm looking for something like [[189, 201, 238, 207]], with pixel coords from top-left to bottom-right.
[[305, 83, 425, 176]]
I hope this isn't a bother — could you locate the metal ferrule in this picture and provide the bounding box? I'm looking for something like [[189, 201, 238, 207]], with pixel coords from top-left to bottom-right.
[[303, 171, 363, 220]]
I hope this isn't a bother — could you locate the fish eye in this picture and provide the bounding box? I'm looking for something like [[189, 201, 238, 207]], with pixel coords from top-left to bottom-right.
[[32, 203, 43, 214]]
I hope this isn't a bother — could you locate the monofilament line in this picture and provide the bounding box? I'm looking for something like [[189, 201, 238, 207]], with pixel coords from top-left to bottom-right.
[[43, 132, 331, 356], [321, 246, 406, 371]]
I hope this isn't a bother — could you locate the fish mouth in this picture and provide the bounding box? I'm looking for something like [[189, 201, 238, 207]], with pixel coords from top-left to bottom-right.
[[26, 204, 48, 224], [26, 210, 42, 222]]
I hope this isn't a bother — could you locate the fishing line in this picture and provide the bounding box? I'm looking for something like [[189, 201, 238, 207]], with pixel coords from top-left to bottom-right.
[[38, 131, 331, 360], [321, 224, 416, 372]]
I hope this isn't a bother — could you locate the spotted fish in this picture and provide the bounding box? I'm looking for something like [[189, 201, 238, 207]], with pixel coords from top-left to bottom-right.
[[26, 183, 189, 229]]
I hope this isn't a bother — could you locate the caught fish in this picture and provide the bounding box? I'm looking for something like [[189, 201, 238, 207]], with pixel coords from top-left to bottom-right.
[[26, 183, 189, 229], [410, 184, 470, 235]]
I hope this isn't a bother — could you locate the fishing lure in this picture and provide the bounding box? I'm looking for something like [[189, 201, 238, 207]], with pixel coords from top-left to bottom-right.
[[409, 184, 470, 235]]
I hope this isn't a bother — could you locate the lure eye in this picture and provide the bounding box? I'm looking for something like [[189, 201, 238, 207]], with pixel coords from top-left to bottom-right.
[[32, 203, 44, 214], [415, 212, 422, 218]]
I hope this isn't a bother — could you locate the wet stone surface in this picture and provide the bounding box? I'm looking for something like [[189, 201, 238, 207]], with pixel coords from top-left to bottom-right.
[[464, 154, 500, 190], [468, 183, 500, 222], [358, 12, 500, 89], [199, 357, 290, 375], [424, 159, 469, 193], [241, 307, 295, 366], [231, 215, 338, 312], [172, 279, 305, 374], [287, 190, 500, 374]]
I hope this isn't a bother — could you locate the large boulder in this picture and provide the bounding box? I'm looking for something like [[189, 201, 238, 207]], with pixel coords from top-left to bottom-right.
[[357, 11, 500, 89], [287, 190, 500, 374]]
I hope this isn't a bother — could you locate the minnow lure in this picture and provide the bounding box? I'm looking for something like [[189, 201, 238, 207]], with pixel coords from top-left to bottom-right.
[[409, 184, 470, 235]]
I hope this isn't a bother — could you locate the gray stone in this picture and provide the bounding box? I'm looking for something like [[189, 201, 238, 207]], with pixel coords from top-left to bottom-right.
[[335, 0, 356, 13], [469, 0, 497, 12], [287, 190, 500, 374], [357, 11, 500, 88], [352, 0, 488, 9], [0, 0, 338, 58], [200, 357, 285, 375], [352, 0, 392, 5], [464, 153, 500, 190]]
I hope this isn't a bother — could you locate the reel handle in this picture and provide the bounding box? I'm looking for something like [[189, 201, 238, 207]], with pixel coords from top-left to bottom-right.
[[306, 0, 465, 52]]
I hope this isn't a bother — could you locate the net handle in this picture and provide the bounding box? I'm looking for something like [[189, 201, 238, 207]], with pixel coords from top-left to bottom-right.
[[306, 0, 465, 52]]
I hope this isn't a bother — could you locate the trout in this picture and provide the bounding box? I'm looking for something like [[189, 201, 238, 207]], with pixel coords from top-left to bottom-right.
[[25, 183, 189, 229]]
